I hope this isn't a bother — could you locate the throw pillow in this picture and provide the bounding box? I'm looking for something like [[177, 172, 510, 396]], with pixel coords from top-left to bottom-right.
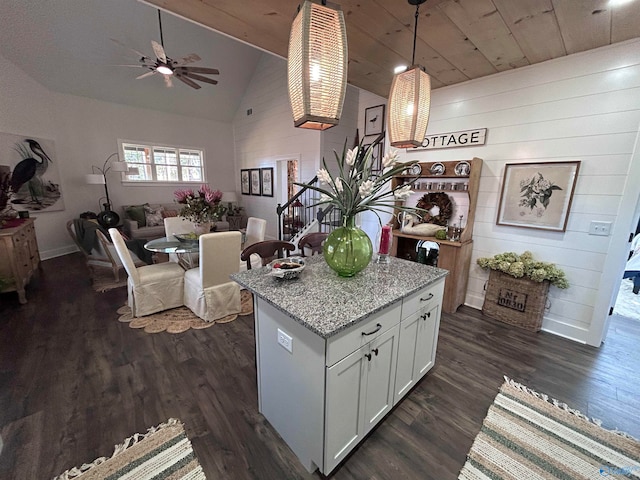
[[125, 204, 147, 228], [162, 209, 178, 218], [144, 205, 165, 227]]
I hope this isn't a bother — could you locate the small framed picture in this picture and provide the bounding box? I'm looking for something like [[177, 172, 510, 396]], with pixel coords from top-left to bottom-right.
[[365, 104, 385, 136], [261, 167, 274, 197], [241, 169, 251, 195], [250, 169, 262, 196], [496, 161, 581, 232]]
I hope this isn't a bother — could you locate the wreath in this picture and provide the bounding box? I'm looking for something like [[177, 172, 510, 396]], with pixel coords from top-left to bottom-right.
[[416, 192, 452, 226]]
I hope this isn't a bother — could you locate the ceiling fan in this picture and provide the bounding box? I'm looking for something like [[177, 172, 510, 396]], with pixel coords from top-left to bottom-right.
[[112, 10, 219, 89]]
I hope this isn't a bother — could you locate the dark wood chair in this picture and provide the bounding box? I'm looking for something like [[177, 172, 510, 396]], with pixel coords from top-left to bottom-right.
[[241, 240, 295, 270], [297, 232, 328, 257]]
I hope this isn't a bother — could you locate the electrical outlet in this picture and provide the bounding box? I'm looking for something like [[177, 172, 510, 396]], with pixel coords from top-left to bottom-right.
[[277, 328, 293, 353], [589, 221, 612, 236]]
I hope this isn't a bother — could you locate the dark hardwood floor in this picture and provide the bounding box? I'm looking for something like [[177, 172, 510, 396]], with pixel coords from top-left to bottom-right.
[[1, 253, 639, 479]]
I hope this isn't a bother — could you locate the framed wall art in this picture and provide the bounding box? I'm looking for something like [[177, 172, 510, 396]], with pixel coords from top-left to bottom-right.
[[250, 169, 262, 196], [261, 167, 273, 197], [241, 169, 251, 195], [364, 104, 385, 136], [496, 161, 580, 232]]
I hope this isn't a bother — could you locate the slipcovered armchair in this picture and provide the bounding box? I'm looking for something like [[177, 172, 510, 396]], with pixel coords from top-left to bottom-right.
[[109, 228, 185, 317], [183, 231, 243, 322]]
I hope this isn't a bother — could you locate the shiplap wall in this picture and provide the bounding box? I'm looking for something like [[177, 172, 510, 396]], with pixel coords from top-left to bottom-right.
[[233, 54, 360, 240], [393, 39, 640, 344]]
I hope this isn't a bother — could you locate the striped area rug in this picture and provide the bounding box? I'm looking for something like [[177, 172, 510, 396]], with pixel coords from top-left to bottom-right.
[[459, 378, 640, 480], [53, 419, 206, 479]]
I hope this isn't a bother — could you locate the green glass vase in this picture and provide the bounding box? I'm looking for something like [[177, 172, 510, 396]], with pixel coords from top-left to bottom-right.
[[323, 216, 373, 277]]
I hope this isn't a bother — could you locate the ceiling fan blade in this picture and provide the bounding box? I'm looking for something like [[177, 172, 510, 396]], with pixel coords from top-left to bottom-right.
[[109, 64, 149, 68], [179, 71, 218, 85], [164, 75, 173, 88], [110, 38, 152, 61], [151, 40, 167, 63], [136, 71, 156, 80], [175, 74, 201, 89], [174, 54, 201, 66], [177, 66, 220, 75]]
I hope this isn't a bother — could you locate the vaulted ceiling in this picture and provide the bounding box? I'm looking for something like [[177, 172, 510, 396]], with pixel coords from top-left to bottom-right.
[[145, 0, 640, 98]]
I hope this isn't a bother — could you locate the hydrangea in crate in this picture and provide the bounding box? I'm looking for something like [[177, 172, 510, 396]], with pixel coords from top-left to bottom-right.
[[477, 251, 569, 332]]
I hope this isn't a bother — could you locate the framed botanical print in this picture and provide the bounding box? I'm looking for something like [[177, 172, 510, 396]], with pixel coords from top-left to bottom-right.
[[364, 104, 385, 136], [496, 161, 580, 232], [261, 167, 274, 197], [250, 169, 262, 196], [241, 169, 251, 195]]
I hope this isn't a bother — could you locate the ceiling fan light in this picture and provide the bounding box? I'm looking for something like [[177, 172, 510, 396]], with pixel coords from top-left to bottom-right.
[[287, 0, 348, 130], [387, 66, 431, 148], [156, 65, 173, 75]]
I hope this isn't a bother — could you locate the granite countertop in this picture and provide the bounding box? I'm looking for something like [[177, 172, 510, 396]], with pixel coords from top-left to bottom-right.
[[231, 255, 448, 339]]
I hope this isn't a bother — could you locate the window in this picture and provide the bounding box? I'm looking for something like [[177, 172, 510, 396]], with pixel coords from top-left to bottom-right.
[[121, 142, 205, 183]]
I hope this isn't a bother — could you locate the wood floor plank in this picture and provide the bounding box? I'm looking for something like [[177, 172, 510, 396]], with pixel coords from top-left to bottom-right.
[[1, 252, 639, 479]]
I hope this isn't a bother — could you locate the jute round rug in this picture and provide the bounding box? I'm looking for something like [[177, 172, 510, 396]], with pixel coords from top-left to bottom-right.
[[117, 290, 253, 334]]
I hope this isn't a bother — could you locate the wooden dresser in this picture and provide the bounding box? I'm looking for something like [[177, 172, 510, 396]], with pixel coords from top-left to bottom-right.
[[0, 218, 40, 304]]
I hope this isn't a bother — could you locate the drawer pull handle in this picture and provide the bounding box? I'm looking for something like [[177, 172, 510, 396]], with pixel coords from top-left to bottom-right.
[[426, 311, 431, 318], [420, 293, 434, 302], [365, 353, 372, 361], [372, 348, 379, 356], [362, 323, 382, 336]]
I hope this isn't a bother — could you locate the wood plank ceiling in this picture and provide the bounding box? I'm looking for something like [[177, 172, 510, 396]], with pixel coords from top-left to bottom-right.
[[143, 0, 640, 98]]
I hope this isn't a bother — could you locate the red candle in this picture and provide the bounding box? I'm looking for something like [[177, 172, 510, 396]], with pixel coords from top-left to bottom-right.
[[379, 225, 391, 255]]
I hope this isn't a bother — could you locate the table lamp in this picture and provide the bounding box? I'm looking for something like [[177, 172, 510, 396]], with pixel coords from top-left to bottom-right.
[[222, 191, 238, 212]]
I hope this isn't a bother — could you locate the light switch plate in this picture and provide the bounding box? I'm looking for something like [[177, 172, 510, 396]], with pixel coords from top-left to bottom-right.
[[589, 221, 612, 236]]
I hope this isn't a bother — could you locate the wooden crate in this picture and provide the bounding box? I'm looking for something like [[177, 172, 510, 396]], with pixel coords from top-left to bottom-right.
[[482, 270, 549, 332]]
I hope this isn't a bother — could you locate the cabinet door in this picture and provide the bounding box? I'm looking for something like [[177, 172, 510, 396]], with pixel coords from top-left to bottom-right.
[[413, 303, 440, 381], [363, 324, 400, 434], [325, 345, 368, 473], [394, 310, 421, 404]]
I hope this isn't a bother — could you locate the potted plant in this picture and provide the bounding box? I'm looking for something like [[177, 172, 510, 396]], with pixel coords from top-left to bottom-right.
[[476, 251, 568, 331], [174, 185, 225, 234]]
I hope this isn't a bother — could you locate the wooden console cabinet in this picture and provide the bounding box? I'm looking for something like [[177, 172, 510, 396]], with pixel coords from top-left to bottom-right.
[[0, 218, 40, 304], [391, 158, 483, 313]]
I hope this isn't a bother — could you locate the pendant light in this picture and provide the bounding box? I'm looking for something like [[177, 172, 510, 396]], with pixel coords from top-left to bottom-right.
[[287, 0, 348, 130], [387, 0, 432, 148]]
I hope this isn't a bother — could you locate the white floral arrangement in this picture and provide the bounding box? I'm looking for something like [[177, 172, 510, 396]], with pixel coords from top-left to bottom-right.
[[301, 142, 423, 223]]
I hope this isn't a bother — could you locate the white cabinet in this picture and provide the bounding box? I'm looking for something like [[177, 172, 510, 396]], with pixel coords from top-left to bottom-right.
[[394, 280, 444, 404], [252, 277, 445, 475], [325, 324, 399, 473]]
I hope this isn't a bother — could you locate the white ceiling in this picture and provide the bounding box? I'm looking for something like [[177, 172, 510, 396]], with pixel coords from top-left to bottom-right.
[[0, 0, 265, 123]]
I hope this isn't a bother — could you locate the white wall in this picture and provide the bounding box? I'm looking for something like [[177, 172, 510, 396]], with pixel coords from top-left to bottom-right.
[[393, 39, 640, 345], [233, 54, 322, 239], [0, 53, 235, 259]]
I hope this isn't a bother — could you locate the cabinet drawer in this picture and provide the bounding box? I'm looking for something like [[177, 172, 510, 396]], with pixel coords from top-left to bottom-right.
[[401, 279, 444, 320], [326, 301, 401, 367]]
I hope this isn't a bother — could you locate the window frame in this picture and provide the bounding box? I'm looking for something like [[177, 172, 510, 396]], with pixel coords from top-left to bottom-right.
[[117, 139, 207, 185]]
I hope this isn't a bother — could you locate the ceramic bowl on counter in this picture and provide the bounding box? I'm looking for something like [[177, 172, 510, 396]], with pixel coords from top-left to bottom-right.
[[267, 257, 306, 279]]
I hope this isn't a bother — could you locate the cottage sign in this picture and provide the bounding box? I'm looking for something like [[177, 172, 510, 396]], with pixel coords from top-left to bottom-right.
[[412, 128, 487, 151]]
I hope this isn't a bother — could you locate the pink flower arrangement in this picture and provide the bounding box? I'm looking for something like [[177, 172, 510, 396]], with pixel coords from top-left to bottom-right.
[[174, 184, 225, 223]]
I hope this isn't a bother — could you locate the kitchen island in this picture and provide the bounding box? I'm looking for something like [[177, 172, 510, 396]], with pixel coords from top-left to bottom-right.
[[231, 255, 448, 474]]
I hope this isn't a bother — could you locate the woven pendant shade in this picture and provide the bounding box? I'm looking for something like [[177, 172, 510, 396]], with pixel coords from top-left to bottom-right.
[[387, 66, 431, 148], [287, 1, 348, 130]]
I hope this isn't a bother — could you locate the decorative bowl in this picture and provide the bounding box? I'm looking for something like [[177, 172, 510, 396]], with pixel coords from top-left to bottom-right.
[[173, 233, 200, 246], [267, 257, 306, 279]]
